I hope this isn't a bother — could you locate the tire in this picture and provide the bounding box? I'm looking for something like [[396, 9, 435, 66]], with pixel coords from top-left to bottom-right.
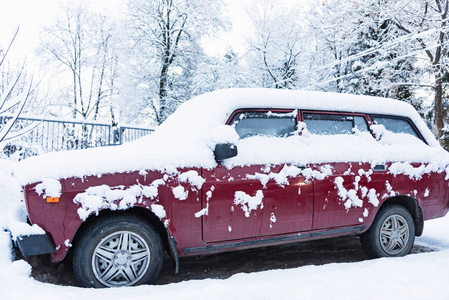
[[361, 204, 415, 258], [73, 214, 164, 288]]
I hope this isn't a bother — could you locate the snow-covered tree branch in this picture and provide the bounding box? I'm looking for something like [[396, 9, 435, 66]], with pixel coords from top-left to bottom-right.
[[0, 30, 36, 149], [127, 0, 228, 124], [39, 3, 120, 123]]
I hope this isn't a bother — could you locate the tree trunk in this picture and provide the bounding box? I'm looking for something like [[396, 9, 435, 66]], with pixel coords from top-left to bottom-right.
[[159, 61, 169, 124], [434, 65, 444, 139], [72, 71, 77, 119]]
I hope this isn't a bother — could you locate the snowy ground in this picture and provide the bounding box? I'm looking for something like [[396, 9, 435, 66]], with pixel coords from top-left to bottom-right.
[[1, 158, 449, 299]]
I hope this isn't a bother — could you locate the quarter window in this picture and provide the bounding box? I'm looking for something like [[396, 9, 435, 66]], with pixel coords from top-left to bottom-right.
[[371, 116, 420, 139], [230, 111, 297, 139], [303, 113, 369, 135]]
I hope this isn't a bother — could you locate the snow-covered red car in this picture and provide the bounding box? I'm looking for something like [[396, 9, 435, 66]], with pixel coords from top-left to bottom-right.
[[13, 89, 449, 288]]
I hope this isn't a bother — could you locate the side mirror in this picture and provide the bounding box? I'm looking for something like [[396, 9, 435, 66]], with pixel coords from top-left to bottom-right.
[[214, 143, 238, 162]]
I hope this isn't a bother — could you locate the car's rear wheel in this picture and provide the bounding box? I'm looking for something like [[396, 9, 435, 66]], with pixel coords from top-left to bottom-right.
[[73, 214, 163, 288], [361, 204, 415, 258]]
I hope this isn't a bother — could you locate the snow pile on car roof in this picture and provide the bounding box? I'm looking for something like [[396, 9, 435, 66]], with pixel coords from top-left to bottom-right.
[[14, 88, 448, 185], [150, 88, 438, 147]]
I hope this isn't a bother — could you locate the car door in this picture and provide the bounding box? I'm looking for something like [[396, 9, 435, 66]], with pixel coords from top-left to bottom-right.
[[300, 112, 376, 229], [369, 115, 448, 220], [201, 109, 314, 243]]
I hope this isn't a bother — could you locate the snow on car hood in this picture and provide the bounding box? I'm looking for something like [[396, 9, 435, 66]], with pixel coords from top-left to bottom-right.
[[14, 88, 449, 185]]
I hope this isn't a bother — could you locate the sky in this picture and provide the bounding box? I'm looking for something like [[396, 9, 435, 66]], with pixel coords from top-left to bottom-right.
[[0, 0, 125, 62], [0, 0, 239, 62], [0, 0, 306, 64]]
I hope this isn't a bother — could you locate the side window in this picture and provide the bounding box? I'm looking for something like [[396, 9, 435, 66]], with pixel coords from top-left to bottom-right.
[[371, 116, 420, 139], [303, 113, 369, 135], [230, 111, 297, 139]]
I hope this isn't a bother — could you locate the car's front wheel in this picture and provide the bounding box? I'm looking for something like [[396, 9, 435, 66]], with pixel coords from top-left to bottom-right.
[[73, 214, 164, 288], [361, 204, 415, 258]]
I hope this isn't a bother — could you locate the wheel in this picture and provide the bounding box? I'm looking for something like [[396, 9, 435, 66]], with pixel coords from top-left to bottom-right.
[[361, 204, 415, 258], [73, 214, 164, 288]]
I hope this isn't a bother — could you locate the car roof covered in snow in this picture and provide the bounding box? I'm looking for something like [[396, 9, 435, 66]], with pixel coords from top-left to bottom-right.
[[154, 88, 438, 147]]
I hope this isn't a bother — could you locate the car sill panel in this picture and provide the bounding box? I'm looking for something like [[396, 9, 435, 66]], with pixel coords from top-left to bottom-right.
[[182, 225, 365, 255]]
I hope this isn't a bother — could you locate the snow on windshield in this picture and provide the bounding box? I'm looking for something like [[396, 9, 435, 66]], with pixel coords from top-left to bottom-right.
[[14, 88, 448, 185]]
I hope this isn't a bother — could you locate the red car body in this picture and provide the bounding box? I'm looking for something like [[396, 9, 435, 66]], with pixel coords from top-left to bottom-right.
[[23, 161, 449, 263], [15, 89, 449, 287]]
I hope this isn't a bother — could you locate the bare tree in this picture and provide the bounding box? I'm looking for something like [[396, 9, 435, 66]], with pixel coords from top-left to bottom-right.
[[246, 0, 307, 89], [0, 30, 36, 149], [128, 0, 227, 124], [40, 4, 120, 122]]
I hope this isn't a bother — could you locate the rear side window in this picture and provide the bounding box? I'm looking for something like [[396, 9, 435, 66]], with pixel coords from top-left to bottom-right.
[[303, 113, 369, 135], [371, 116, 420, 139], [230, 111, 297, 139]]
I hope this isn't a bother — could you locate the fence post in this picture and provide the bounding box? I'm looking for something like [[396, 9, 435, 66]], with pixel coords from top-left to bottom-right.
[[112, 127, 119, 145]]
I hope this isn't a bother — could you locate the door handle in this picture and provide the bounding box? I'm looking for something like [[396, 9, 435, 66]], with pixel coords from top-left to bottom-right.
[[372, 164, 386, 172]]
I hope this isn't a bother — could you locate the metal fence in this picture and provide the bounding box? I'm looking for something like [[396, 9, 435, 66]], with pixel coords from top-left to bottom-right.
[[0, 115, 154, 153]]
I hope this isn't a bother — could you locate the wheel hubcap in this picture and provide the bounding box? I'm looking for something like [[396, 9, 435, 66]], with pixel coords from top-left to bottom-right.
[[379, 214, 409, 255], [92, 231, 150, 287]]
